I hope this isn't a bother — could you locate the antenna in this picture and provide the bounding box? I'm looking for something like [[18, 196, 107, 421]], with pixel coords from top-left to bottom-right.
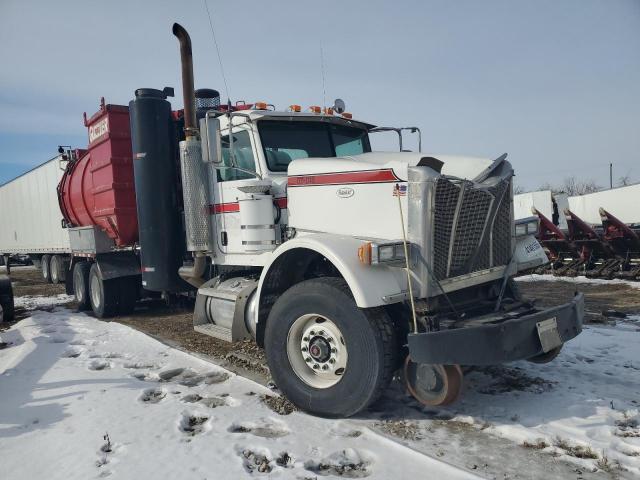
[[203, 0, 231, 100], [320, 41, 327, 109]]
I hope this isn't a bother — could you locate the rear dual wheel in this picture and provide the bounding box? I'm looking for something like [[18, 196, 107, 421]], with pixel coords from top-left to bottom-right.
[[50, 255, 68, 285], [73, 262, 92, 311], [87, 264, 138, 318], [41, 254, 52, 283], [89, 264, 119, 318]]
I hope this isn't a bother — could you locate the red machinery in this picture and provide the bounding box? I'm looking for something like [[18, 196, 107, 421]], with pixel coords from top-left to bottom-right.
[[57, 98, 138, 247], [532, 207, 640, 280]]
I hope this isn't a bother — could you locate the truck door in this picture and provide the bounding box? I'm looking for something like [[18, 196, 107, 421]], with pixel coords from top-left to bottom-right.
[[211, 127, 263, 255]]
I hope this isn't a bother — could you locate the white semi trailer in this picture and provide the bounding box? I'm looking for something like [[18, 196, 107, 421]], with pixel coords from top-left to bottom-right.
[[0, 156, 71, 282]]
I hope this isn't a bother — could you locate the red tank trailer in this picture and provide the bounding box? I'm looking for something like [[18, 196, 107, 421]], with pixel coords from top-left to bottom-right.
[[58, 98, 138, 247]]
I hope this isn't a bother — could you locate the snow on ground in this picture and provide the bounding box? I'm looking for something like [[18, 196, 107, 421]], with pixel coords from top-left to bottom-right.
[[459, 323, 640, 476], [2, 295, 639, 479], [372, 322, 640, 478], [516, 274, 640, 289], [13, 294, 74, 311], [0, 304, 477, 480]]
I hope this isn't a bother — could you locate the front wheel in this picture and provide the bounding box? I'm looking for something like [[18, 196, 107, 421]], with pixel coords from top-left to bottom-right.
[[264, 277, 396, 418]]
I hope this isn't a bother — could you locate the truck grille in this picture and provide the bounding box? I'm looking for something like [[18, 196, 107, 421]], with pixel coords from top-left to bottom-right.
[[432, 177, 512, 280]]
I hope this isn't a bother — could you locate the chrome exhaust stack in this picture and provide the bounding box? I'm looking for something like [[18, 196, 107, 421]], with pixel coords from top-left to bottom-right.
[[173, 23, 210, 285]]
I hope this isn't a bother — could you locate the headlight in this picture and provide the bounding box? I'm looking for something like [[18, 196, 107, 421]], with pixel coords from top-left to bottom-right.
[[378, 245, 396, 262], [358, 241, 407, 265], [515, 216, 539, 237]]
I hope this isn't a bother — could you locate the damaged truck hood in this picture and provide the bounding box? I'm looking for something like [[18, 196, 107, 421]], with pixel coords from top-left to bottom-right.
[[287, 152, 497, 181]]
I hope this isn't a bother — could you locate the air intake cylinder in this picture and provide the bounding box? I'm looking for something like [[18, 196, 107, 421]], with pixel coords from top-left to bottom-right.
[[129, 87, 189, 292]]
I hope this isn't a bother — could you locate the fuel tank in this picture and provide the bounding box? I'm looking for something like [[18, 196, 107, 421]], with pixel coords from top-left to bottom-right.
[[57, 99, 138, 247]]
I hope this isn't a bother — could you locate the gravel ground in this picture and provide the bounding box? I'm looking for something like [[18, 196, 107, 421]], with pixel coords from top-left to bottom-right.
[[7, 265, 640, 358]]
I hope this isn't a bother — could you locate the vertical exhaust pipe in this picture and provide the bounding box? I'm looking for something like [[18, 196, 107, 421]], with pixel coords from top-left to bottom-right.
[[172, 23, 210, 287], [172, 23, 198, 138]]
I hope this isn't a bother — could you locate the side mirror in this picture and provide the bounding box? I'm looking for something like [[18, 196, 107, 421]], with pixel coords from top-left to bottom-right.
[[204, 116, 222, 164]]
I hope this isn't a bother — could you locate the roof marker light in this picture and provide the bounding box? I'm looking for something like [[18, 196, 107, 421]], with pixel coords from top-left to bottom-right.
[[323, 107, 334, 115], [309, 106, 321, 114], [255, 102, 269, 110], [288, 104, 301, 112], [341, 112, 353, 119]]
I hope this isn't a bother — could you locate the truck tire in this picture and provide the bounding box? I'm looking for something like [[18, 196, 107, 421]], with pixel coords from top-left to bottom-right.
[[117, 276, 139, 315], [88, 264, 118, 318], [264, 277, 396, 418], [73, 262, 92, 311], [0, 276, 14, 322], [50, 255, 67, 285], [41, 254, 52, 283]]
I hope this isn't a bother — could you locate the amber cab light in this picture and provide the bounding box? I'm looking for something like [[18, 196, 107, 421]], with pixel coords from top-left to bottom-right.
[[254, 101, 269, 110], [358, 242, 372, 265], [341, 112, 353, 119], [288, 104, 302, 112], [309, 105, 321, 114]]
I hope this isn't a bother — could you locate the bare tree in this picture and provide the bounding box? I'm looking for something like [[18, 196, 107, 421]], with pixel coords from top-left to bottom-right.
[[561, 176, 601, 196], [618, 172, 632, 187], [513, 184, 526, 194], [537, 177, 602, 196], [538, 182, 555, 192]]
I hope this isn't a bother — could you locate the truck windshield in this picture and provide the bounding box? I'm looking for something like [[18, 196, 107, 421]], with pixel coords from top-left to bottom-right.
[[258, 120, 371, 172]]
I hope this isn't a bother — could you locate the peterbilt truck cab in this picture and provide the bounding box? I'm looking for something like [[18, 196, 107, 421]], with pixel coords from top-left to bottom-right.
[[158, 24, 585, 417]]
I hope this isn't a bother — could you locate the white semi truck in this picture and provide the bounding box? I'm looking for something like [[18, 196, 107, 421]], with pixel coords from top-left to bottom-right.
[[156, 24, 584, 416], [1, 22, 585, 416]]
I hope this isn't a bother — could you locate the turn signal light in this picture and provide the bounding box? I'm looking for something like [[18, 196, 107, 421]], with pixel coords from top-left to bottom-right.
[[288, 104, 301, 112], [309, 105, 321, 114], [341, 112, 353, 119], [358, 242, 372, 265]]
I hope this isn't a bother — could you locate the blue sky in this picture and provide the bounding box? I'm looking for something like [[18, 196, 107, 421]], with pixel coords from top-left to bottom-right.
[[0, 0, 638, 189]]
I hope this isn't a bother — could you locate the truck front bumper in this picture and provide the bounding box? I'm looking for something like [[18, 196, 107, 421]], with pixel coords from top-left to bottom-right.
[[407, 293, 584, 365]]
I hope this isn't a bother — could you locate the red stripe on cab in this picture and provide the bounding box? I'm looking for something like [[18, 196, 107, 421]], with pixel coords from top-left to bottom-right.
[[287, 168, 400, 187], [209, 196, 288, 214], [210, 202, 240, 214]]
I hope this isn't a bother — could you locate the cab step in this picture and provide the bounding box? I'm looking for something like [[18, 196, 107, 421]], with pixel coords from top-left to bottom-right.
[[194, 323, 233, 342]]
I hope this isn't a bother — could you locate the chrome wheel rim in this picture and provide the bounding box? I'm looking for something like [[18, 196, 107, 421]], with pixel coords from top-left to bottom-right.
[[286, 313, 347, 389], [90, 275, 101, 308]]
